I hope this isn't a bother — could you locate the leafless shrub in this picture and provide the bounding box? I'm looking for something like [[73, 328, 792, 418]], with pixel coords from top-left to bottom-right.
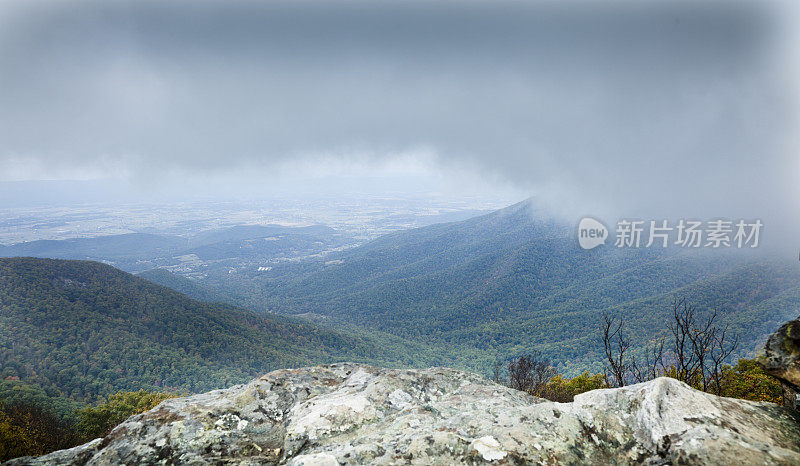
[[506, 352, 557, 396]]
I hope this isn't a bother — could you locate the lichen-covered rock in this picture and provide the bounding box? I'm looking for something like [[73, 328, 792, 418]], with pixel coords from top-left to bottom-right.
[[7, 364, 800, 465], [758, 316, 800, 391]]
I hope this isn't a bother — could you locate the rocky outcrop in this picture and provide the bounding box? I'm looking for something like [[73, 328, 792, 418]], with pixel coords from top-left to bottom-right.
[[758, 316, 800, 405], [8, 363, 800, 465]]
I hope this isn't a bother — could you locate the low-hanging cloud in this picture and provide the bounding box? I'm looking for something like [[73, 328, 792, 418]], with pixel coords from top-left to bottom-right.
[[1, 0, 798, 236]]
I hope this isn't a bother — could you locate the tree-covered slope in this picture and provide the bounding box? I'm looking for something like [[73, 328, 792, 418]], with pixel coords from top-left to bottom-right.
[[172, 200, 800, 374], [136, 268, 230, 304], [0, 258, 438, 402]]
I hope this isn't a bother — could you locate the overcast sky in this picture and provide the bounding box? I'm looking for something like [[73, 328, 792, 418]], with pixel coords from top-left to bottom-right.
[[1, 0, 798, 237]]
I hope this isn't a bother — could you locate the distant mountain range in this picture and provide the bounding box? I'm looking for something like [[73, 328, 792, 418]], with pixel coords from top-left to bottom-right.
[[144, 199, 800, 374], [0, 224, 354, 273], [0, 257, 438, 402], [3, 200, 798, 383]]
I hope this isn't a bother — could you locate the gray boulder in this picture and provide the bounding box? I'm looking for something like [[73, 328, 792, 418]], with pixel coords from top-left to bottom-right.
[[757, 316, 800, 407], [7, 364, 800, 465]]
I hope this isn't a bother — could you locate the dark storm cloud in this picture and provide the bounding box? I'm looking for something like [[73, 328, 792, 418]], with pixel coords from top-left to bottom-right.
[[0, 1, 796, 223]]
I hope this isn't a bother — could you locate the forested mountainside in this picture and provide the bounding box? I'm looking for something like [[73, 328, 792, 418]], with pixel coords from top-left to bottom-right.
[[0, 258, 438, 403], [136, 268, 230, 304], [150, 200, 800, 374]]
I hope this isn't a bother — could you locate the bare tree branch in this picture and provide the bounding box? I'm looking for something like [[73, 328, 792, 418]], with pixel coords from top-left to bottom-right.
[[601, 312, 631, 387]]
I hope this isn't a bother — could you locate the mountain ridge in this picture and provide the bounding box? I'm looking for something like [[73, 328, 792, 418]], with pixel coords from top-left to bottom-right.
[[148, 200, 800, 374], [0, 257, 439, 402]]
